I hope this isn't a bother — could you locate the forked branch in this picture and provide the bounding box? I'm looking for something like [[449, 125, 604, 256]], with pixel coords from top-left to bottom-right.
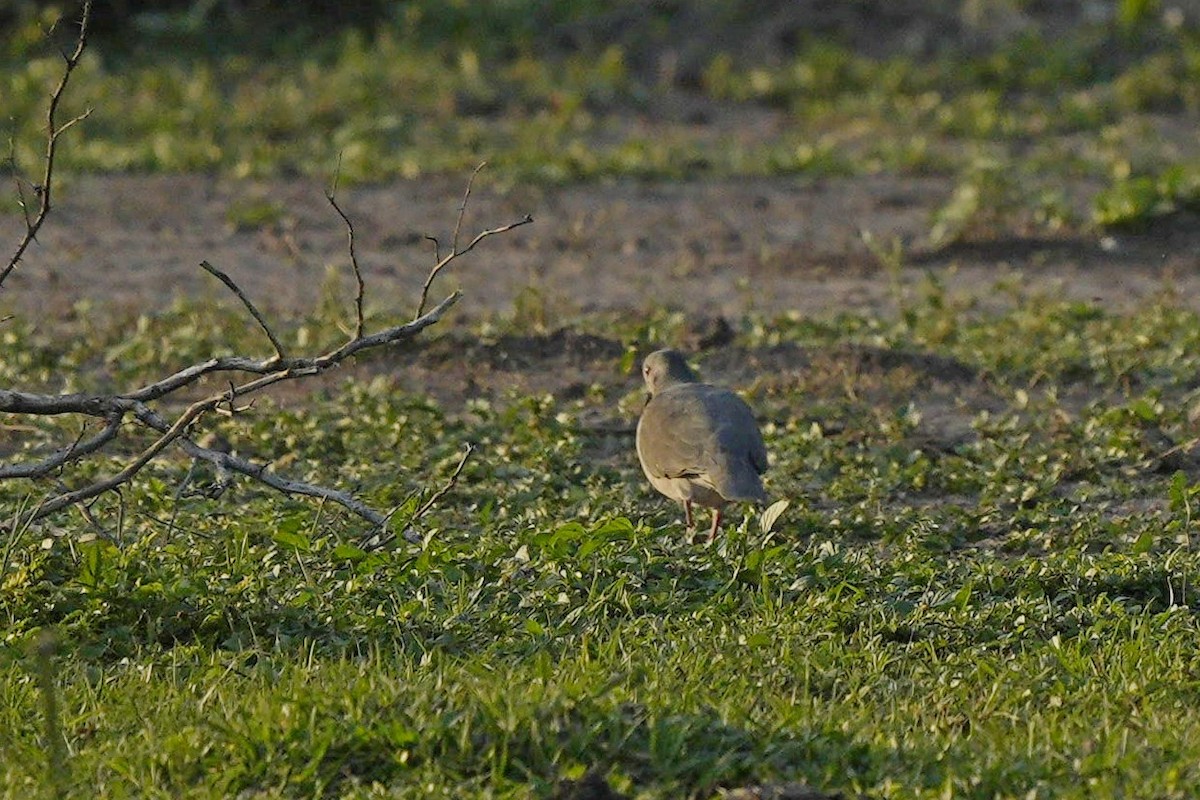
[[1, 0, 93, 290], [414, 162, 533, 319], [2, 3, 531, 537]]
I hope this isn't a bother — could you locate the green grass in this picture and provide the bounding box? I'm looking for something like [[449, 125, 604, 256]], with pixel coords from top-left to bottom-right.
[[5, 278, 1200, 797]]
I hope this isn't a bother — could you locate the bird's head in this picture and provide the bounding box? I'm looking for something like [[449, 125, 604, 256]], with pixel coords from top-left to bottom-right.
[[641, 349, 698, 398]]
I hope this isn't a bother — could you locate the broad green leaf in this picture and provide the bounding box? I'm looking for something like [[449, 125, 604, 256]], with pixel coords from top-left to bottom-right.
[[273, 530, 311, 551], [332, 544, 366, 561], [595, 517, 635, 537]]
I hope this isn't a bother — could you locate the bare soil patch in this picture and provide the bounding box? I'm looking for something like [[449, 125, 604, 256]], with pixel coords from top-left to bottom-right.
[[7, 174, 1200, 324], [4, 173, 1200, 413]]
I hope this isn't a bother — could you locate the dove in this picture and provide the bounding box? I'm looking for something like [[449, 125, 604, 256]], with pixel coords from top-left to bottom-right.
[[636, 349, 768, 541]]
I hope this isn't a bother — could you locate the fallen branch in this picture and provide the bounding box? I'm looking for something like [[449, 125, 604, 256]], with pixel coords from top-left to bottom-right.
[[1, 4, 532, 537], [153, 409, 392, 527], [1, 290, 464, 530]]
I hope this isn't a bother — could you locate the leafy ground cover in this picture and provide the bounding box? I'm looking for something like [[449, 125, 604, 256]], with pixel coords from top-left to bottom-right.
[[5, 275, 1200, 798], [7, 2, 1200, 797]]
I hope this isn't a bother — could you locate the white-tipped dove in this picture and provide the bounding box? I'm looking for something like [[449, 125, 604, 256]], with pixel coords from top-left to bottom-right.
[[636, 349, 768, 541]]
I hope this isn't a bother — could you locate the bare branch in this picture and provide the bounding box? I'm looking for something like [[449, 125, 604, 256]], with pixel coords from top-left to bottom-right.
[[17, 396, 216, 524], [368, 442, 475, 550], [134, 407, 389, 526], [414, 442, 474, 520], [0, 389, 124, 417], [51, 109, 92, 141], [412, 161, 535, 319], [460, 216, 535, 256], [0, 289, 460, 419], [199, 260, 287, 360], [420, 201, 537, 321], [0, 414, 122, 479], [1, 0, 93, 290], [325, 191, 366, 339], [1, 292, 462, 531], [452, 161, 487, 254]]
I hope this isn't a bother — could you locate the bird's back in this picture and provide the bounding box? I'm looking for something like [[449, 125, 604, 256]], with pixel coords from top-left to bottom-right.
[[637, 383, 767, 502]]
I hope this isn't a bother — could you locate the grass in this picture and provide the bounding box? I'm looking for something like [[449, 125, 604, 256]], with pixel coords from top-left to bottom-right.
[[4, 4, 1200, 229], [5, 275, 1200, 797], [7, 4, 1200, 796]]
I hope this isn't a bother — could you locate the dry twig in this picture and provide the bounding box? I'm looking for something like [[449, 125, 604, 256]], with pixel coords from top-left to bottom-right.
[[2, 0, 93, 290], [199, 260, 287, 360], [368, 442, 475, 550], [325, 190, 366, 339], [414, 161, 533, 319]]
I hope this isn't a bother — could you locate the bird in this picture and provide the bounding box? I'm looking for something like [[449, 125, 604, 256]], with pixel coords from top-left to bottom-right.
[[635, 349, 768, 541]]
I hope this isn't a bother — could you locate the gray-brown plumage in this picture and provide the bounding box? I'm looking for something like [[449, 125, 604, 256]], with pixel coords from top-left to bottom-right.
[[636, 349, 768, 541]]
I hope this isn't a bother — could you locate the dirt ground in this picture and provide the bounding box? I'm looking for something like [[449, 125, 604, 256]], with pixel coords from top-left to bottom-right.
[[7, 172, 1200, 314], [5, 5, 1200, 331], [4, 172, 1200, 411]]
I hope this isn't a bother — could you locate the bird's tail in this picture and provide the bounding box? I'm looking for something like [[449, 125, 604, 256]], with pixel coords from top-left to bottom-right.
[[718, 459, 767, 504]]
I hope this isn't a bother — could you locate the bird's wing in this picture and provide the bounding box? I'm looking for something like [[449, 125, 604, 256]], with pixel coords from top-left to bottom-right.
[[637, 389, 722, 480], [688, 387, 762, 456], [711, 392, 768, 475]]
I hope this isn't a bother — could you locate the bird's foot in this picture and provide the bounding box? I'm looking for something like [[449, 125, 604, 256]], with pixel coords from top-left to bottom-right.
[[706, 508, 723, 543]]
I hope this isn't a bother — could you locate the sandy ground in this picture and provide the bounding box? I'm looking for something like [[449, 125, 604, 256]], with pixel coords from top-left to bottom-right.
[[5, 173, 1199, 327], [4, 172, 1200, 432]]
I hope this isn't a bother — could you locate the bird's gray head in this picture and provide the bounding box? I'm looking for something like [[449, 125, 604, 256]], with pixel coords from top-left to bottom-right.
[[642, 349, 698, 397]]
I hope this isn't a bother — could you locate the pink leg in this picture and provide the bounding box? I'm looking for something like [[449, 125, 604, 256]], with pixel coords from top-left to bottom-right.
[[707, 508, 723, 542], [684, 500, 695, 530]]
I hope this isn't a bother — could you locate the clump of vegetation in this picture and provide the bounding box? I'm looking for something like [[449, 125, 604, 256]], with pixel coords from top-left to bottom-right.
[[1093, 163, 1200, 228]]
